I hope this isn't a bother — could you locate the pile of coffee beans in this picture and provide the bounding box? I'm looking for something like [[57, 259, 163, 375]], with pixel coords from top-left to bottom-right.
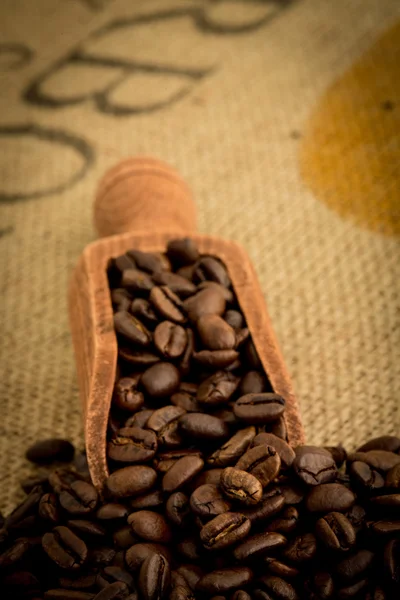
[[0, 238, 399, 599]]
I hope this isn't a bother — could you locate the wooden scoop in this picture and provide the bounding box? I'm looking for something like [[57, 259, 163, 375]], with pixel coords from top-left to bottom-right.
[[69, 157, 305, 493]]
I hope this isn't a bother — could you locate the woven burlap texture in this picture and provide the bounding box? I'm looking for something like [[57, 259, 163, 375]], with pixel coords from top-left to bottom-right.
[[1, 0, 399, 514]]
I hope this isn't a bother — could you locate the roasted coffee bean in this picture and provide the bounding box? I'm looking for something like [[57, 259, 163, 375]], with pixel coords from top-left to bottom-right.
[[26, 439, 75, 464], [166, 238, 199, 267], [39, 492, 60, 523], [197, 281, 234, 304], [251, 433, 295, 470], [125, 543, 171, 572], [118, 347, 160, 366], [306, 484, 356, 513], [190, 484, 231, 517], [357, 435, 400, 453], [200, 512, 250, 550], [171, 391, 201, 413], [233, 393, 285, 424], [68, 519, 106, 538], [349, 460, 385, 491], [130, 298, 159, 327], [59, 481, 98, 515], [96, 564, 140, 590], [220, 467, 262, 505], [108, 427, 157, 463], [336, 549, 375, 582], [233, 532, 287, 561], [337, 579, 368, 599], [244, 340, 262, 370], [315, 512, 356, 551], [165, 492, 191, 526], [191, 468, 224, 490], [279, 480, 306, 505], [20, 470, 50, 494], [42, 526, 87, 570], [324, 445, 347, 468], [113, 377, 144, 413], [196, 567, 253, 594], [193, 349, 239, 369], [268, 417, 288, 441], [113, 525, 140, 550], [44, 591, 95, 599], [93, 582, 129, 599], [179, 413, 229, 442], [265, 558, 300, 580], [114, 311, 151, 346], [154, 321, 187, 358], [153, 272, 196, 298], [348, 450, 400, 472], [121, 268, 154, 294], [197, 370, 240, 406], [0, 537, 32, 568], [265, 506, 299, 535], [224, 310, 244, 330], [130, 490, 164, 510], [89, 545, 116, 567], [106, 466, 157, 498], [293, 446, 337, 486], [196, 315, 236, 351], [304, 572, 334, 599], [126, 249, 169, 274], [386, 462, 400, 488], [112, 288, 132, 312], [255, 575, 298, 600], [208, 427, 256, 467], [283, 533, 317, 564], [236, 445, 281, 487], [384, 538, 400, 584], [177, 536, 205, 561], [147, 405, 186, 448], [138, 553, 170, 600], [183, 287, 226, 322], [241, 488, 286, 525], [128, 511, 172, 544], [150, 286, 186, 324], [96, 503, 129, 521], [162, 455, 204, 492], [141, 363, 180, 399], [124, 410, 154, 429], [239, 371, 268, 396], [369, 519, 400, 535]]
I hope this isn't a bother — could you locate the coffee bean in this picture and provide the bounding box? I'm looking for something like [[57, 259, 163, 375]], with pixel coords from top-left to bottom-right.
[[26, 439, 75, 464], [384, 538, 400, 585], [130, 298, 159, 327], [315, 512, 356, 551], [283, 533, 317, 564], [121, 269, 154, 294], [108, 427, 157, 463], [244, 340, 262, 370], [44, 591, 95, 600], [304, 572, 334, 599], [196, 315, 236, 351], [265, 559, 300, 580], [130, 490, 164, 510], [89, 545, 116, 567], [67, 519, 106, 538], [337, 579, 368, 599], [239, 371, 269, 395], [154, 322, 187, 358], [125, 543, 171, 572], [191, 468, 223, 490], [106, 466, 157, 498], [112, 288, 132, 312], [236, 445, 281, 487], [336, 549, 375, 582], [96, 503, 129, 521], [153, 272, 196, 298], [114, 311, 151, 346], [150, 286, 186, 324], [241, 488, 286, 525], [59, 481, 98, 515], [127, 249, 170, 274], [251, 433, 295, 469], [196, 567, 252, 594], [176, 536, 204, 562], [171, 391, 201, 413], [124, 410, 154, 430], [179, 413, 229, 442], [93, 581, 129, 599], [42, 526, 87, 570], [183, 288, 226, 322], [162, 455, 204, 492], [233, 532, 287, 561], [357, 436, 400, 454], [197, 281, 234, 304], [224, 310, 244, 330], [255, 575, 298, 600], [349, 460, 385, 491], [166, 238, 199, 267], [113, 378, 144, 413], [190, 484, 231, 517], [369, 519, 400, 535], [154, 449, 203, 474], [268, 417, 288, 441], [138, 553, 170, 600], [141, 363, 180, 399], [293, 446, 337, 486], [265, 506, 299, 535], [0, 538, 32, 568], [208, 427, 256, 467], [39, 493, 60, 523], [196, 370, 240, 407], [324, 445, 347, 468], [165, 492, 191, 526], [306, 483, 355, 513], [348, 450, 400, 472], [118, 347, 160, 367], [233, 394, 286, 424], [200, 512, 250, 550], [108, 254, 136, 284], [220, 467, 262, 505], [147, 406, 186, 448], [128, 511, 172, 544]]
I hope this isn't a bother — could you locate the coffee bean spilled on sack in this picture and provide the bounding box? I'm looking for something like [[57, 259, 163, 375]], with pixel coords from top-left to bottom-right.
[[1, 238, 399, 599]]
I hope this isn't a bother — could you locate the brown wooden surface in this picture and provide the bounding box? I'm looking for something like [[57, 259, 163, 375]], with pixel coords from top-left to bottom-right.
[[69, 158, 305, 493]]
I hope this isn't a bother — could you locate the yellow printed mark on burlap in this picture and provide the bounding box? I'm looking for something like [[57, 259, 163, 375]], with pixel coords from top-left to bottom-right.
[[300, 22, 400, 236]]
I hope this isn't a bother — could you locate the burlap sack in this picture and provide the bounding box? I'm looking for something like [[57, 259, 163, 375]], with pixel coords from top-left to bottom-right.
[[1, 0, 399, 514]]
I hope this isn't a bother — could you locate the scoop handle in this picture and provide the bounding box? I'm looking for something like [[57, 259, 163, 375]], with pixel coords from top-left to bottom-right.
[[93, 157, 197, 238]]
